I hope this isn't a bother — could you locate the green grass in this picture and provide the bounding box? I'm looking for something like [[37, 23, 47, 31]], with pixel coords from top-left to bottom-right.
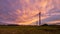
[[0, 25, 60, 34]]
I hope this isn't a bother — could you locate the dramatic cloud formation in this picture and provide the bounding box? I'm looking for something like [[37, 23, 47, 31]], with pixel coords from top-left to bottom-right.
[[0, 0, 60, 25], [0, 0, 40, 25], [41, 0, 60, 25]]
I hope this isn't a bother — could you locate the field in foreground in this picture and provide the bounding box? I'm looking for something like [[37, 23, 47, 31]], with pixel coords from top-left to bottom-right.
[[0, 25, 60, 34]]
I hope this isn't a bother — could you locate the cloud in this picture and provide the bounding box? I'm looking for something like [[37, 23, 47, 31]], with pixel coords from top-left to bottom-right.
[[0, 0, 40, 25]]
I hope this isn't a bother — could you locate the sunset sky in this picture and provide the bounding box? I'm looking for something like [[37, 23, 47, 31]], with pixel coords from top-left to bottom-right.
[[41, 0, 60, 25], [0, 0, 60, 25]]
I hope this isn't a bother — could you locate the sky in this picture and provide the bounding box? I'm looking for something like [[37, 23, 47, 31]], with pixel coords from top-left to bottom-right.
[[0, 0, 60, 25], [0, 0, 40, 25], [41, 0, 60, 25]]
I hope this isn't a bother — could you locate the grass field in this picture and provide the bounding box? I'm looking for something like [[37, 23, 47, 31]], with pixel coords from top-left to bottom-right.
[[0, 25, 60, 34]]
